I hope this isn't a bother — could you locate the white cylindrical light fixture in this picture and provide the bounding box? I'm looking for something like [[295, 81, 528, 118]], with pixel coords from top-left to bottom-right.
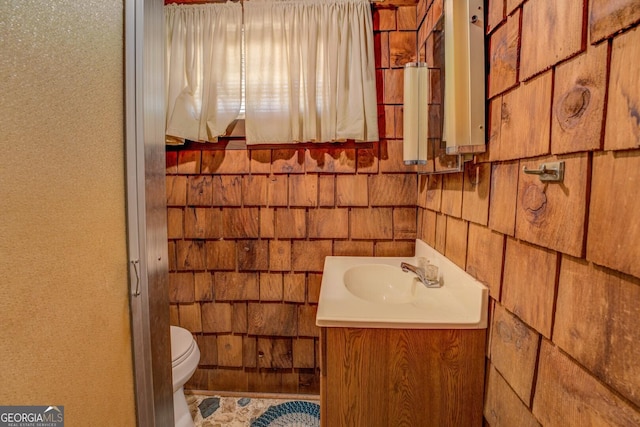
[[403, 62, 429, 165]]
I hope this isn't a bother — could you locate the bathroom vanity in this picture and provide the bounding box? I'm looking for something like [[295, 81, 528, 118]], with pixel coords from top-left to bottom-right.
[[316, 240, 488, 426]]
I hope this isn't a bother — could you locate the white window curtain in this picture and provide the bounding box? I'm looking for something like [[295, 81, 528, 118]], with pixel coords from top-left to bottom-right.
[[165, 3, 242, 143], [243, 0, 379, 144]]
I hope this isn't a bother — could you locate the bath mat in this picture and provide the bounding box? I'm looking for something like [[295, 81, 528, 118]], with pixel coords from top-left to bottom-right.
[[250, 401, 320, 427]]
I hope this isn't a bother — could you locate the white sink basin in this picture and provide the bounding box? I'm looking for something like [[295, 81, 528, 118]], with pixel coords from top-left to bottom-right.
[[344, 264, 417, 304], [316, 239, 489, 329]]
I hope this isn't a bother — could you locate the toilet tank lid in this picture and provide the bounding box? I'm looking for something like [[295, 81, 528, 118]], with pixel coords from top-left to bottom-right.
[[170, 326, 195, 362]]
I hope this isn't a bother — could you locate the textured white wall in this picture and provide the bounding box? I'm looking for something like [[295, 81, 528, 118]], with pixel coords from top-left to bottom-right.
[[0, 1, 136, 425]]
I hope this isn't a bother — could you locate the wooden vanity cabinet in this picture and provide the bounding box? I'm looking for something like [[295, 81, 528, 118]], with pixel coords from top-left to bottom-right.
[[320, 327, 486, 427]]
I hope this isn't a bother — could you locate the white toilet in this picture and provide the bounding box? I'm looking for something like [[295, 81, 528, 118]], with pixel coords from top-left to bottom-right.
[[170, 326, 201, 427]]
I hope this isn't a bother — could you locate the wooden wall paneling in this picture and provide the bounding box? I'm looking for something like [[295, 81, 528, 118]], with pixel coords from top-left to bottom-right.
[[489, 303, 540, 404], [520, 0, 585, 81], [587, 150, 640, 278], [177, 150, 201, 174], [484, 363, 542, 427], [499, 72, 553, 160], [393, 207, 417, 239], [502, 238, 558, 337], [590, 0, 640, 43], [201, 302, 232, 333], [462, 162, 491, 225], [291, 240, 333, 272], [283, 273, 306, 303], [259, 273, 284, 301], [369, 174, 418, 206], [533, 340, 640, 426], [488, 161, 519, 236], [249, 149, 271, 174], [214, 272, 259, 301], [434, 212, 447, 254], [268, 240, 292, 271], [194, 272, 213, 301], [389, 31, 418, 67], [554, 256, 640, 406], [466, 223, 505, 299], [488, 9, 520, 98], [242, 175, 268, 206], [201, 150, 250, 174], [515, 153, 589, 257], [248, 303, 297, 336], [397, 6, 417, 30], [271, 149, 304, 174], [487, 0, 505, 34], [288, 174, 318, 207], [425, 174, 443, 211], [257, 337, 293, 369], [440, 172, 463, 217], [604, 26, 640, 151], [237, 240, 269, 271], [505, 0, 524, 16], [308, 208, 349, 239], [444, 216, 468, 269], [205, 240, 236, 270], [336, 175, 369, 206], [304, 148, 356, 173], [552, 42, 607, 154], [166, 175, 187, 205], [350, 208, 394, 239]]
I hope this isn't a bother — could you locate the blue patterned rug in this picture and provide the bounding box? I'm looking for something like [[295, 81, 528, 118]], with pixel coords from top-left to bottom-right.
[[250, 401, 320, 427]]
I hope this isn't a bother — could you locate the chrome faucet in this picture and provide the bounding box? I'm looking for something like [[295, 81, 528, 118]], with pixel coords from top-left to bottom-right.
[[400, 262, 441, 288]]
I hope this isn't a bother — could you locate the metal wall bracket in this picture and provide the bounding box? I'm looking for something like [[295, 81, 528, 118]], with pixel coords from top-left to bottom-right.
[[523, 161, 565, 182]]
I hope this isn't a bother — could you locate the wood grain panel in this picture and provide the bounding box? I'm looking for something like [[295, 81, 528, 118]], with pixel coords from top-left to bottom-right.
[[201, 302, 232, 333], [499, 72, 552, 160], [489, 303, 539, 404], [487, 0, 505, 33], [604, 26, 640, 150], [288, 174, 318, 207], [587, 150, 640, 278], [466, 223, 504, 299], [257, 338, 293, 369], [305, 148, 356, 173], [291, 240, 333, 272], [484, 363, 542, 427], [350, 208, 393, 240], [502, 238, 558, 337], [552, 42, 607, 154], [369, 174, 418, 206], [247, 303, 297, 336], [444, 216, 468, 269], [520, 0, 584, 80], [590, 0, 640, 43], [488, 9, 520, 97], [515, 153, 589, 257], [462, 162, 491, 225], [336, 174, 369, 206], [554, 256, 640, 406], [533, 340, 640, 426], [323, 328, 485, 427], [441, 172, 463, 217], [488, 161, 519, 236], [389, 31, 417, 67]]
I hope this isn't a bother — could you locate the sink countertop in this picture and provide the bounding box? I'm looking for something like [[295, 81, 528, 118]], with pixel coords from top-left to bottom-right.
[[316, 239, 489, 329]]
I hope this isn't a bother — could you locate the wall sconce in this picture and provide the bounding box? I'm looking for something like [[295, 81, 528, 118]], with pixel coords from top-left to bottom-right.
[[442, 0, 485, 155], [403, 62, 429, 165]]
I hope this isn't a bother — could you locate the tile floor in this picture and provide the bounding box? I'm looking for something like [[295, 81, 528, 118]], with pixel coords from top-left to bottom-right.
[[187, 393, 320, 427]]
